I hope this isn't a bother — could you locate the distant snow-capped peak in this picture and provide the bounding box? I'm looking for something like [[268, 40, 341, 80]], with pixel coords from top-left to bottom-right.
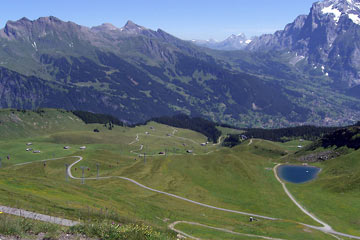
[[192, 33, 251, 50]]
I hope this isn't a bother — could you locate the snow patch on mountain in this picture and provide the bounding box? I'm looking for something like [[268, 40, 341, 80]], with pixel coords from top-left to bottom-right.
[[322, 4, 342, 22], [348, 13, 360, 24], [31, 41, 38, 51], [320, 0, 360, 24]]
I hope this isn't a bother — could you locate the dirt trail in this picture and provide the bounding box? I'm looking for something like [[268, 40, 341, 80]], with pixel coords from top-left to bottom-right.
[[7, 154, 360, 239], [0, 206, 79, 227]]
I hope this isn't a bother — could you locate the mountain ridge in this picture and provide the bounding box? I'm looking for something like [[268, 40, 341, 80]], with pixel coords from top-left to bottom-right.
[[0, 13, 359, 127]]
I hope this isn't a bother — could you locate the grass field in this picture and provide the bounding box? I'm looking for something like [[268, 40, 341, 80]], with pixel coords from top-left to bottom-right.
[[216, 126, 244, 136], [0, 109, 359, 239], [174, 221, 332, 240]]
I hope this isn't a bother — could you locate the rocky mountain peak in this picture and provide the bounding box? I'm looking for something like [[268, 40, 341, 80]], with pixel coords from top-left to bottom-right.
[[2, 17, 36, 39], [124, 20, 136, 28], [120, 20, 147, 34], [124, 20, 145, 30]]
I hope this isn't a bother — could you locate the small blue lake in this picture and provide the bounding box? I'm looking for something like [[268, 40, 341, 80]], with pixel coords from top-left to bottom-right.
[[277, 165, 321, 184]]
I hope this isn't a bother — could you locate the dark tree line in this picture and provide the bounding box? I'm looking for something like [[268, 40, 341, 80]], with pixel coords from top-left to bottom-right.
[[72, 110, 124, 126], [149, 114, 222, 143], [321, 126, 360, 150], [242, 125, 340, 142], [221, 125, 343, 148]]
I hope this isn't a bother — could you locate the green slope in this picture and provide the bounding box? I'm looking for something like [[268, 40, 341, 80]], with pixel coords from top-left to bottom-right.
[[0, 109, 357, 239]]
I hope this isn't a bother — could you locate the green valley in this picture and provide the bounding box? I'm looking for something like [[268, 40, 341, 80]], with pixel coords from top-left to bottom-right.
[[1, 16, 359, 128]]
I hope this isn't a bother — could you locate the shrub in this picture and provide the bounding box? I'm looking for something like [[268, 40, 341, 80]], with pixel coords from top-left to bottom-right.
[[70, 222, 170, 240], [0, 214, 60, 237]]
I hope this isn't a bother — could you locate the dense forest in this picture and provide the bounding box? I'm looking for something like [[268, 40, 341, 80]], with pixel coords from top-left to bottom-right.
[[72, 110, 124, 126], [149, 114, 222, 143], [242, 125, 340, 142], [320, 126, 360, 150]]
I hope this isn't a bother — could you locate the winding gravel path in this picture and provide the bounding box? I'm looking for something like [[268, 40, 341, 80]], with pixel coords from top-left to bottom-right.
[[8, 151, 360, 239], [67, 156, 278, 220], [128, 134, 139, 145], [0, 206, 79, 227], [67, 156, 360, 239], [212, 136, 223, 146]]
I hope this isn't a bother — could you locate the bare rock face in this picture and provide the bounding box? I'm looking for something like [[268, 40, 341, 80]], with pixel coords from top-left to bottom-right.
[[248, 0, 360, 88], [1, 16, 91, 41]]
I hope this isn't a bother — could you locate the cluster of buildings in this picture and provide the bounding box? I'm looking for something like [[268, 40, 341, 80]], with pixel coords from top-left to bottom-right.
[[25, 143, 87, 154]]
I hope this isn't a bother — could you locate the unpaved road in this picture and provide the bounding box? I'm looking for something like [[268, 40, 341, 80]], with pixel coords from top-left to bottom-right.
[[67, 157, 278, 221], [0, 206, 79, 227], [212, 136, 223, 146], [128, 134, 139, 145], [68, 156, 360, 239], [8, 155, 360, 239]]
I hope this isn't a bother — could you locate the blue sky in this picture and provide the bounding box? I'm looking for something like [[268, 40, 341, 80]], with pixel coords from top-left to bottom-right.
[[1, 0, 317, 40]]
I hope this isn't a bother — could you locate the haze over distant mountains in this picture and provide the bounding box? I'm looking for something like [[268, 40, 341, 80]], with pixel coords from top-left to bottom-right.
[[0, 0, 360, 128], [192, 34, 252, 50]]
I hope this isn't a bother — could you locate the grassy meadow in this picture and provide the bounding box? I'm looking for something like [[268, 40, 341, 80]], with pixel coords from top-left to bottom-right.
[[0, 109, 358, 239]]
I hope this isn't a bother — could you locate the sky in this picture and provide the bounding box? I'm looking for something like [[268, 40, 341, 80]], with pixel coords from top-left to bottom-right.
[[0, 0, 317, 41]]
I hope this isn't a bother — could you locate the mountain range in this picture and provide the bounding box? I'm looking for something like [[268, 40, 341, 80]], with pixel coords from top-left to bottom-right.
[[0, 0, 359, 128]]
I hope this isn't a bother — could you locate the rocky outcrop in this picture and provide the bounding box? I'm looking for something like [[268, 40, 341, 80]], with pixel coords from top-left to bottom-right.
[[298, 150, 340, 162]]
